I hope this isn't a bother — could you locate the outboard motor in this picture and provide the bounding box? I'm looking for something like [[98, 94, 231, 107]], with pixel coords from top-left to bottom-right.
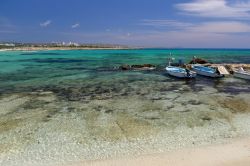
[[186, 68, 191, 77]]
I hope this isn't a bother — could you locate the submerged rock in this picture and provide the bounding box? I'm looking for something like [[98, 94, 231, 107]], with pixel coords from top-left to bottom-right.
[[131, 64, 155, 68], [189, 58, 209, 64], [119, 64, 131, 70], [119, 64, 156, 71]]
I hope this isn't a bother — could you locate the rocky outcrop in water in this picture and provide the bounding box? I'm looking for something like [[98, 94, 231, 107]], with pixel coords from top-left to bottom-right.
[[119, 64, 156, 71], [119, 64, 131, 70], [189, 58, 209, 64]]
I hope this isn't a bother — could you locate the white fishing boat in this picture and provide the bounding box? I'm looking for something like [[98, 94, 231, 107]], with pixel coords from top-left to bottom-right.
[[166, 66, 196, 78], [234, 67, 250, 80], [191, 65, 224, 78]]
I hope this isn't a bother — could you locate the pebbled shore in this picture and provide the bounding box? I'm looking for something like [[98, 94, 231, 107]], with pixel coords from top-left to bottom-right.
[[0, 87, 250, 166]]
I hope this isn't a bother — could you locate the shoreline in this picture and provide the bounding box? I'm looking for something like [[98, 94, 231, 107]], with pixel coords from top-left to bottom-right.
[[1, 91, 250, 166], [0, 47, 136, 51], [68, 137, 250, 166]]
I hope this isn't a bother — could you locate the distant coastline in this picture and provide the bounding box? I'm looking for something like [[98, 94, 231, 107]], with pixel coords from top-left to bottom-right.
[[0, 47, 134, 51], [0, 46, 137, 51], [1, 46, 250, 52], [0, 43, 136, 51]]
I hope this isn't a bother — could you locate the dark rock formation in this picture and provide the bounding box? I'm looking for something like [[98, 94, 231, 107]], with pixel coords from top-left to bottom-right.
[[119, 64, 131, 70], [189, 58, 209, 64], [119, 64, 156, 70], [131, 64, 155, 68]]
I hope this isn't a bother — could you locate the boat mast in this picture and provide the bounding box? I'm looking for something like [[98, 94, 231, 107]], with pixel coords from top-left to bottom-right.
[[168, 52, 174, 66]]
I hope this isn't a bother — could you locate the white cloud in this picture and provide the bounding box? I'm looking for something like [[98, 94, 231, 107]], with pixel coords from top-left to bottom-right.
[[175, 0, 250, 19], [71, 23, 80, 29], [40, 20, 52, 27], [116, 30, 250, 48], [141, 19, 193, 28], [142, 19, 250, 33], [136, 1, 250, 47], [188, 21, 250, 33]]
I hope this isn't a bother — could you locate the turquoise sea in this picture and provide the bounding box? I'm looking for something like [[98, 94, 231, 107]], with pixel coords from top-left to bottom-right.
[[1, 49, 250, 95], [0, 49, 250, 165]]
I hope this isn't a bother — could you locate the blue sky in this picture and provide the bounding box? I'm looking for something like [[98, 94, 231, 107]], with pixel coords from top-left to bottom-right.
[[1, 0, 250, 48]]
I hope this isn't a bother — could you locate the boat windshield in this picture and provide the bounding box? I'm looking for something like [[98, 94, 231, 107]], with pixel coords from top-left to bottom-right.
[[194, 66, 215, 73]]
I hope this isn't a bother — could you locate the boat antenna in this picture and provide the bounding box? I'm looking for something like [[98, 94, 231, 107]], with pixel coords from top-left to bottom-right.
[[193, 56, 197, 64], [168, 52, 174, 66]]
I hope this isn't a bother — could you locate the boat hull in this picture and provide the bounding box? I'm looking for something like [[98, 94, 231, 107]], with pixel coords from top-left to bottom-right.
[[166, 67, 196, 78], [192, 65, 223, 78], [234, 71, 250, 80]]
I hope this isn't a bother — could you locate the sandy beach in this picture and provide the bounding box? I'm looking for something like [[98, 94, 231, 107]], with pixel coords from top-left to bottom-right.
[[69, 138, 250, 166]]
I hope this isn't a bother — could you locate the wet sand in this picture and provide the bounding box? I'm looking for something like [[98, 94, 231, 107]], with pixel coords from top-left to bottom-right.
[[70, 138, 250, 166]]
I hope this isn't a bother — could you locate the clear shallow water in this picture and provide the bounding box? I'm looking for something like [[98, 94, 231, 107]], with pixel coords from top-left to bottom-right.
[[0, 49, 250, 165], [0, 49, 250, 95]]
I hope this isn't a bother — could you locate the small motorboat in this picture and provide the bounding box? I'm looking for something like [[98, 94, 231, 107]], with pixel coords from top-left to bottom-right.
[[234, 67, 250, 80], [166, 66, 196, 78], [191, 65, 224, 78]]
